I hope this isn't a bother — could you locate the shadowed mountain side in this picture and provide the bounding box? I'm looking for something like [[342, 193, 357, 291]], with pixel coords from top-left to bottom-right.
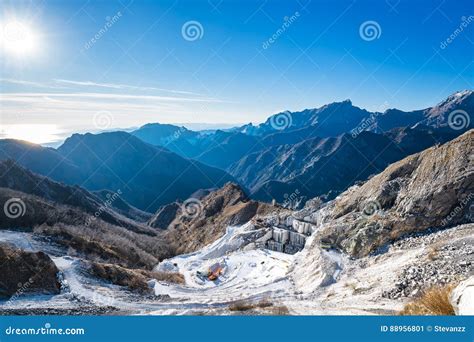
[[56, 132, 236, 212], [0, 132, 237, 212], [233, 126, 460, 205], [0, 160, 149, 233], [316, 129, 474, 258], [0, 139, 81, 184]]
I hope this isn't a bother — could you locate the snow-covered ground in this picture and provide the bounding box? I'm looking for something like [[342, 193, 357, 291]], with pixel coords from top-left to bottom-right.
[[151, 224, 294, 305], [1, 222, 472, 315]]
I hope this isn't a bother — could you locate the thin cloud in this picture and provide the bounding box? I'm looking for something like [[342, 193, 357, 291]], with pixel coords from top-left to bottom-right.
[[0, 92, 226, 103], [53, 79, 204, 96], [0, 78, 65, 89]]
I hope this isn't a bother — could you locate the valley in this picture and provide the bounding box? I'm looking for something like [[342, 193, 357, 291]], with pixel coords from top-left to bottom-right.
[[0, 92, 472, 316]]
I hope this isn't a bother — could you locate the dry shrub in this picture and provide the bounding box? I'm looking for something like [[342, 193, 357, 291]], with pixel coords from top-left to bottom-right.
[[399, 284, 455, 315], [143, 271, 185, 285], [266, 305, 290, 315], [426, 242, 443, 261], [36, 222, 174, 269], [228, 298, 289, 315], [229, 300, 255, 312], [89, 262, 184, 294]]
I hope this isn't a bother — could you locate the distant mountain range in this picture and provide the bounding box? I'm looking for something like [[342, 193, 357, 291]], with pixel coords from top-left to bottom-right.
[[0, 90, 472, 211], [130, 90, 473, 207], [0, 132, 234, 212], [230, 126, 461, 204]]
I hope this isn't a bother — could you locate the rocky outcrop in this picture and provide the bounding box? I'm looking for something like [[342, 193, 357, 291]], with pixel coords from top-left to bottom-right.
[[381, 224, 474, 299], [451, 276, 474, 315], [317, 129, 473, 258], [163, 183, 282, 254], [148, 202, 181, 229], [0, 244, 61, 298]]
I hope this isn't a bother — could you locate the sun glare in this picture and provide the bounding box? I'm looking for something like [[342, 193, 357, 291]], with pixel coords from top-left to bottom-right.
[[0, 20, 38, 57], [1, 124, 60, 145]]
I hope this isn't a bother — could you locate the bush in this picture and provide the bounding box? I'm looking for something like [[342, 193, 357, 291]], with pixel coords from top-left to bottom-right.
[[88, 262, 184, 294], [399, 285, 455, 315], [228, 298, 289, 315]]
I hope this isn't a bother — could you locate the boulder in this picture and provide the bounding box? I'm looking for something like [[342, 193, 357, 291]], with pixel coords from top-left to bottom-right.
[[450, 276, 474, 315], [0, 244, 61, 298], [148, 202, 181, 229]]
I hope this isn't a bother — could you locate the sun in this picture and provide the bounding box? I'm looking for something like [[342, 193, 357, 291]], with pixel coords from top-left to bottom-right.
[[1, 124, 60, 145], [0, 20, 38, 57]]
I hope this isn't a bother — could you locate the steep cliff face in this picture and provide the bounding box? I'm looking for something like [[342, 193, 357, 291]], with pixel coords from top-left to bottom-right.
[[315, 129, 473, 258], [0, 244, 61, 298], [161, 183, 284, 254]]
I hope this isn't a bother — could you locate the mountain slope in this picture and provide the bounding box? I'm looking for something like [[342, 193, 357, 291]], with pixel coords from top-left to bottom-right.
[[160, 183, 283, 254], [131, 91, 472, 176], [316, 129, 474, 257], [133, 126, 261, 170], [0, 132, 236, 212], [231, 126, 460, 204], [244, 99, 372, 137], [131, 123, 195, 147], [0, 160, 151, 233], [0, 139, 81, 184], [57, 132, 236, 211], [368, 90, 473, 132]]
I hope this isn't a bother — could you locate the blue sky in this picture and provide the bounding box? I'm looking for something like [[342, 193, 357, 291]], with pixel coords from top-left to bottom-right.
[[0, 0, 473, 143]]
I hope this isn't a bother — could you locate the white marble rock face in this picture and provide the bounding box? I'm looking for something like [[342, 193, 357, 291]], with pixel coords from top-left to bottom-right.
[[451, 276, 474, 315]]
